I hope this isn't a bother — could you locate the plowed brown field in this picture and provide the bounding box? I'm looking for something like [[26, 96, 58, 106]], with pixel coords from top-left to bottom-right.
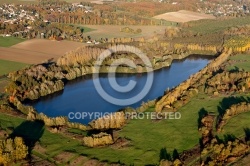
[[153, 10, 215, 23], [0, 39, 86, 64]]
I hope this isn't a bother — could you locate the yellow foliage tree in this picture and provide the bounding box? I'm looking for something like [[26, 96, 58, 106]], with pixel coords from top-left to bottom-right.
[[0, 137, 28, 166]]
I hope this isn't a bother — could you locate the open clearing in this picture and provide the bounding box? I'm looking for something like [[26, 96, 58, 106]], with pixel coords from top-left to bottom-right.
[[153, 10, 215, 23], [83, 25, 167, 39], [0, 39, 86, 64]]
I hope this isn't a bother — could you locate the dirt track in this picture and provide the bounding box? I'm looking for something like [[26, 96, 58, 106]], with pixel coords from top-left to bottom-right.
[[0, 39, 86, 64]]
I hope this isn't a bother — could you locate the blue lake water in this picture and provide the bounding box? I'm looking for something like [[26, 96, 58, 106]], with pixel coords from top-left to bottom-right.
[[29, 56, 212, 124]]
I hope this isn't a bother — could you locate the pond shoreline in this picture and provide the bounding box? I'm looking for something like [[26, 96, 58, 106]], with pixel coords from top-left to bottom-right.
[[24, 53, 215, 104], [27, 54, 214, 124]]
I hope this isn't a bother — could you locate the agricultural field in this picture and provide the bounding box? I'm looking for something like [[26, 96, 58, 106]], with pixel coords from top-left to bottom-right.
[[227, 54, 250, 72], [64, 0, 87, 2], [187, 16, 250, 34], [0, 0, 37, 5], [83, 25, 167, 39], [0, 39, 86, 64], [0, 36, 26, 47], [153, 10, 215, 23], [0, 59, 27, 76], [0, 59, 27, 92]]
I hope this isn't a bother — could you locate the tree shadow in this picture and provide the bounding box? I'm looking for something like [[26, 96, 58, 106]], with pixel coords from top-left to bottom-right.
[[215, 134, 236, 144], [0, 93, 4, 99], [216, 96, 250, 129], [215, 134, 237, 145], [244, 128, 250, 142], [199, 137, 204, 149], [9, 120, 45, 157], [172, 149, 180, 160], [228, 66, 244, 73], [159, 147, 172, 161], [217, 96, 250, 117], [223, 134, 236, 143], [215, 135, 224, 144], [198, 108, 208, 129]]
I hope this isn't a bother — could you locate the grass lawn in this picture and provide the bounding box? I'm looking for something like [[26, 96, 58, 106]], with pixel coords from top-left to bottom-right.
[[0, 59, 28, 76], [0, 36, 26, 47], [227, 54, 250, 72]]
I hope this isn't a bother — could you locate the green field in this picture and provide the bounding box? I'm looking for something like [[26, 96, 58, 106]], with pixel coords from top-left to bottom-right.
[[219, 111, 250, 139], [0, 113, 82, 163], [117, 94, 250, 164], [0, 59, 27, 76], [1, 92, 249, 165], [188, 16, 250, 34], [227, 54, 250, 72], [0, 36, 26, 47]]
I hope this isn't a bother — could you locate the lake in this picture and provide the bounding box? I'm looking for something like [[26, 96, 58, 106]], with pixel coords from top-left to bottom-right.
[[29, 56, 212, 124]]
